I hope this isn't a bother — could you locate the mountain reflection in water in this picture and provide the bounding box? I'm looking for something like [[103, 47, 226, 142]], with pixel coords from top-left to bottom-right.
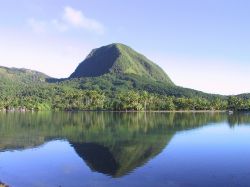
[[0, 112, 250, 187]]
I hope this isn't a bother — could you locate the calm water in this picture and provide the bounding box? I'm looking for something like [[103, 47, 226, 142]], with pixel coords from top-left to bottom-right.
[[0, 112, 250, 187]]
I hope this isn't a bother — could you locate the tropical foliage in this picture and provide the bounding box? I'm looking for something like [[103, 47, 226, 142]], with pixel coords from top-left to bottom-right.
[[0, 43, 249, 111]]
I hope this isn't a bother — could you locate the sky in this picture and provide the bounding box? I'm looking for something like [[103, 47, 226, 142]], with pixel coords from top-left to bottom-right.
[[0, 0, 250, 95]]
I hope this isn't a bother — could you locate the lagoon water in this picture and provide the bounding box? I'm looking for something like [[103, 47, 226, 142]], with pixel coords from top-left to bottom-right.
[[0, 112, 250, 187]]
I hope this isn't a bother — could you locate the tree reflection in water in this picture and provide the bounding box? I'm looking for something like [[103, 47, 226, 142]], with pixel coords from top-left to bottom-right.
[[0, 112, 249, 177]]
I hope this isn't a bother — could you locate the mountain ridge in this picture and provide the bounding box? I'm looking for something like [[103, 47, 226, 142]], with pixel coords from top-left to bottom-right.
[[0, 43, 249, 111], [0, 43, 248, 97], [70, 43, 174, 85], [0, 66, 49, 83]]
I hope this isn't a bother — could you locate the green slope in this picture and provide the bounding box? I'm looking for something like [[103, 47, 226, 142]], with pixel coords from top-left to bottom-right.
[[67, 43, 222, 98], [0, 66, 51, 99], [0, 43, 249, 111], [0, 66, 49, 84], [70, 43, 174, 85]]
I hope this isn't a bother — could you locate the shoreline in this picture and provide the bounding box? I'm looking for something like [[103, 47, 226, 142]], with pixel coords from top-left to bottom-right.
[[0, 109, 231, 113]]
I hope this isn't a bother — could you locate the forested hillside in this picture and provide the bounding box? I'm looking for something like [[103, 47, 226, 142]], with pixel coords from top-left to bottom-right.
[[0, 44, 249, 111]]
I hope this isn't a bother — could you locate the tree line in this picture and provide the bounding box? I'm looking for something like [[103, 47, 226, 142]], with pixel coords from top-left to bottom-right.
[[0, 84, 249, 111]]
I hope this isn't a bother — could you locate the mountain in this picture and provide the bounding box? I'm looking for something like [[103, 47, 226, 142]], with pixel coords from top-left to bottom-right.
[[0, 66, 49, 84], [0, 43, 249, 111], [70, 43, 174, 85], [0, 66, 51, 101], [67, 43, 223, 99]]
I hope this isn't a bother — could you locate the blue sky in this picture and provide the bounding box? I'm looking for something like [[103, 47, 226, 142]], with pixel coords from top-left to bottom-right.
[[0, 0, 250, 95]]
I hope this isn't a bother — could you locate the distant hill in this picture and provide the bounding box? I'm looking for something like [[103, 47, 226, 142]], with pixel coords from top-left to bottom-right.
[[0, 66, 49, 84], [237, 93, 250, 99], [70, 43, 174, 85], [0, 66, 50, 100]]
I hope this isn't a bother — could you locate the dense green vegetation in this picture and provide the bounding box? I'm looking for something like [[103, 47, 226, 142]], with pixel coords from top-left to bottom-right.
[[70, 43, 173, 84], [0, 43, 249, 111], [0, 83, 249, 111]]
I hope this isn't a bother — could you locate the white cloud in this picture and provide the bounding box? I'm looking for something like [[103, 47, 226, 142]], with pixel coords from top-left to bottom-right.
[[27, 6, 105, 35], [28, 18, 47, 33], [63, 6, 105, 34], [51, 19, 68, 32]]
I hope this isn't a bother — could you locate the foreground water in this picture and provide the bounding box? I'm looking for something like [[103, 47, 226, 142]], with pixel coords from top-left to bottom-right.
[[0, 112, 250, 187]]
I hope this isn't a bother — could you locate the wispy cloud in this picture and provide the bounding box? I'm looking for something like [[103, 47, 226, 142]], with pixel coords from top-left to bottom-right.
[[51, 19, 68, 32], [28, 18, 47, 33], [63, 6, 105, 34], [27, 6, 105, 35]]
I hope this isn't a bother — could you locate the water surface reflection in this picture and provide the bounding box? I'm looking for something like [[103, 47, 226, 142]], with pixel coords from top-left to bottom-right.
[[0, 112, 250, 187]]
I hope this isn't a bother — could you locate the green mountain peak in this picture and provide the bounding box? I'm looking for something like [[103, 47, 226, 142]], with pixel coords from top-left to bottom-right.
[[70, 43, 174, 85]]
